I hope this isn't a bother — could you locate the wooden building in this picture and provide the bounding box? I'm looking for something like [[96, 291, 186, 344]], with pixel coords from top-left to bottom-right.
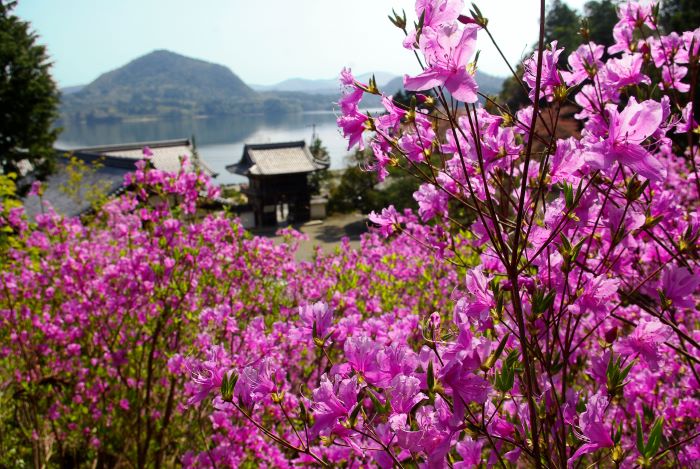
[[226, 141, 329, 227]]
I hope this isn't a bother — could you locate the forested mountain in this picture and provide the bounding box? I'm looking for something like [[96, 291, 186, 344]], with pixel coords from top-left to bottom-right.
[[60, 50, 504, 123], [61, 50, 268, 122]]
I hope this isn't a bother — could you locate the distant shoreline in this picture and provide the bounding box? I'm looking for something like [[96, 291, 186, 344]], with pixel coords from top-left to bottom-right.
[[56, 107, 394, 126]]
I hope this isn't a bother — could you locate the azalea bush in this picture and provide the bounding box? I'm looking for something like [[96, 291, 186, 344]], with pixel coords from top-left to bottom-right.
[[189, 0, 700, 468], [0, 157, 455, 466], [2, 0, 699, 467]]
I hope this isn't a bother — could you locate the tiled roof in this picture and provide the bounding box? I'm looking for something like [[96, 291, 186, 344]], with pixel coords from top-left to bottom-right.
[[22, 138, 219, 220], [77, 139, 217, 177], [22, 151, 138, 220], [226, 141, 329, 176]]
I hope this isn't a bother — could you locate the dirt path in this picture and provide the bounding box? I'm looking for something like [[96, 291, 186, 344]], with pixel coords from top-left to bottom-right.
[[250, 212, 368, 260]]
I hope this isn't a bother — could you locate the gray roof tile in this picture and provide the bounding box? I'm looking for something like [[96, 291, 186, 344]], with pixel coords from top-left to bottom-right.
[[22, 152, 137, 220], [77, 139, 217, 177], [227, 141, 329, 176]]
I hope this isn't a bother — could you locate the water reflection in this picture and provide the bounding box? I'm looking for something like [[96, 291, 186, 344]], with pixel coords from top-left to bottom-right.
[[57, 112, 353, 185]]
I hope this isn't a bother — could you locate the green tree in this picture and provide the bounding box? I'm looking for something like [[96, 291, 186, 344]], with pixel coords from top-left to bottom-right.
[[499, 0, 619, 111], [583, 0, 618, 49], [499, 1, 581, 111], [328, 148, 419, 215], [0, 1, 59, 179], [660, 0, 700, 34], [308, 136, 331, 195], [544, 0, 582, 59], [328, 150, 380, 214], [59, 155, 111, 210]]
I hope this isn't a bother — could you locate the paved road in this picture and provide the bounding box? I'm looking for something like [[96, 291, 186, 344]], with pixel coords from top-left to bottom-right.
[[250, 213, 368, 261]]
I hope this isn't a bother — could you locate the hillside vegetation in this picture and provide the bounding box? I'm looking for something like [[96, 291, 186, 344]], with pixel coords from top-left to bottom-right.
[[60, 50, 504, 123], [60, 50, 335, 122]]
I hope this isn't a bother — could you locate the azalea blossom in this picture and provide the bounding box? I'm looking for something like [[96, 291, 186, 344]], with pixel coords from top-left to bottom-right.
[[368, 205, 401, 238], [404, 23, 480, 102], [583, 98, 666, 180], [616, 318, 672, 370], [568, 392, 614, 467], [661, 265, 700, 309]]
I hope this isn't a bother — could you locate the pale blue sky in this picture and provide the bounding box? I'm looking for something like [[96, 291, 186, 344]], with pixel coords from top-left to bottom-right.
[[16, 0, 589, 88]]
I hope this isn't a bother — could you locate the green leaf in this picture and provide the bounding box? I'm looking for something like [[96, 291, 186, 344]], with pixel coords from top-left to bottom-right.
[[495, 350, 519, 392], [482, 333, 509, 370], [427, 360, 435, 392], [347, 403, 362, 428], [366, 389, 389, 414], [636, 414, 645, 455], [559, 233, 572, 252], [645, 417, 664, 458], [532, 289, 556, 316]]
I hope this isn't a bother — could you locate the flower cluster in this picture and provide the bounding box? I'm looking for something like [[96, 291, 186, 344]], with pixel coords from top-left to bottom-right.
[[0, 157, 456, 466], [192, 1, 700, 467], [2, 0, 699, 467]]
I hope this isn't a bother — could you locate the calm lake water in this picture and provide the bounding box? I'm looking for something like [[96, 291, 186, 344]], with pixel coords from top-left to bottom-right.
[[56, 112, 353, 185]]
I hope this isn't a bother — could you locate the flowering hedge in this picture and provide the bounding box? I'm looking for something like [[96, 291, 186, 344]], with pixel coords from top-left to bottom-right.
[[0, 159, 457, 466]]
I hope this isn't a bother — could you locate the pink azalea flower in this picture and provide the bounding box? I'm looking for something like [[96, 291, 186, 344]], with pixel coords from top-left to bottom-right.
[[309, 374, 361, 438], [376, 95, 405, 132], [563, 42, 605, 86], [403, 0, 464, 49], [574, 274, 620, 314], [523, 41, 565, 101], [682, 28, 700, 57], [397, 112, 436, 163], [338, 111, 368, 150], [368, 139, 392, 182], [617, 1, 656, 30], [439, 349, 490, 422], [676, 102, 698, 134], [454, 267, 494, 324], [660, 64, 689, 92], [661, 265, 700, 309], [339, 67, 355, 86], [413, 183, 449, 221], [343, 336, 381, 383], [28, 180, 43, 197], [368, 205, 401, 238], [615, 318, 672, 370], [568, 392, 614, 467], [583, 98, 666, 180], [337, 67, 369, 150], [233, 358, 276, 408], [650, 33, 689, 67], [376, 343, 419, 387], [454, 437, 483, 468], [297, 301, 334, 341], [188, 362, 225, 406], [392, 397, 456, 467], [608, 23, 634, 55], [404, 23, 480, 103], [605, 53, 650, 89], [550, 137, 584, 184], [388, 374, 427, 414], [416, 0, 464, 30]]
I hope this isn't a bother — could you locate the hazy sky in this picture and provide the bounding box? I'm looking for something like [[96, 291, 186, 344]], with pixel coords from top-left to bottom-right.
[[16, 0, 590, 88]]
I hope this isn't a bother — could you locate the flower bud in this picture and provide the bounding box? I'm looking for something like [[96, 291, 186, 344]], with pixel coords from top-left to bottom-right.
[[605, 327, 618, 344], [388, 9, 406, 30]]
